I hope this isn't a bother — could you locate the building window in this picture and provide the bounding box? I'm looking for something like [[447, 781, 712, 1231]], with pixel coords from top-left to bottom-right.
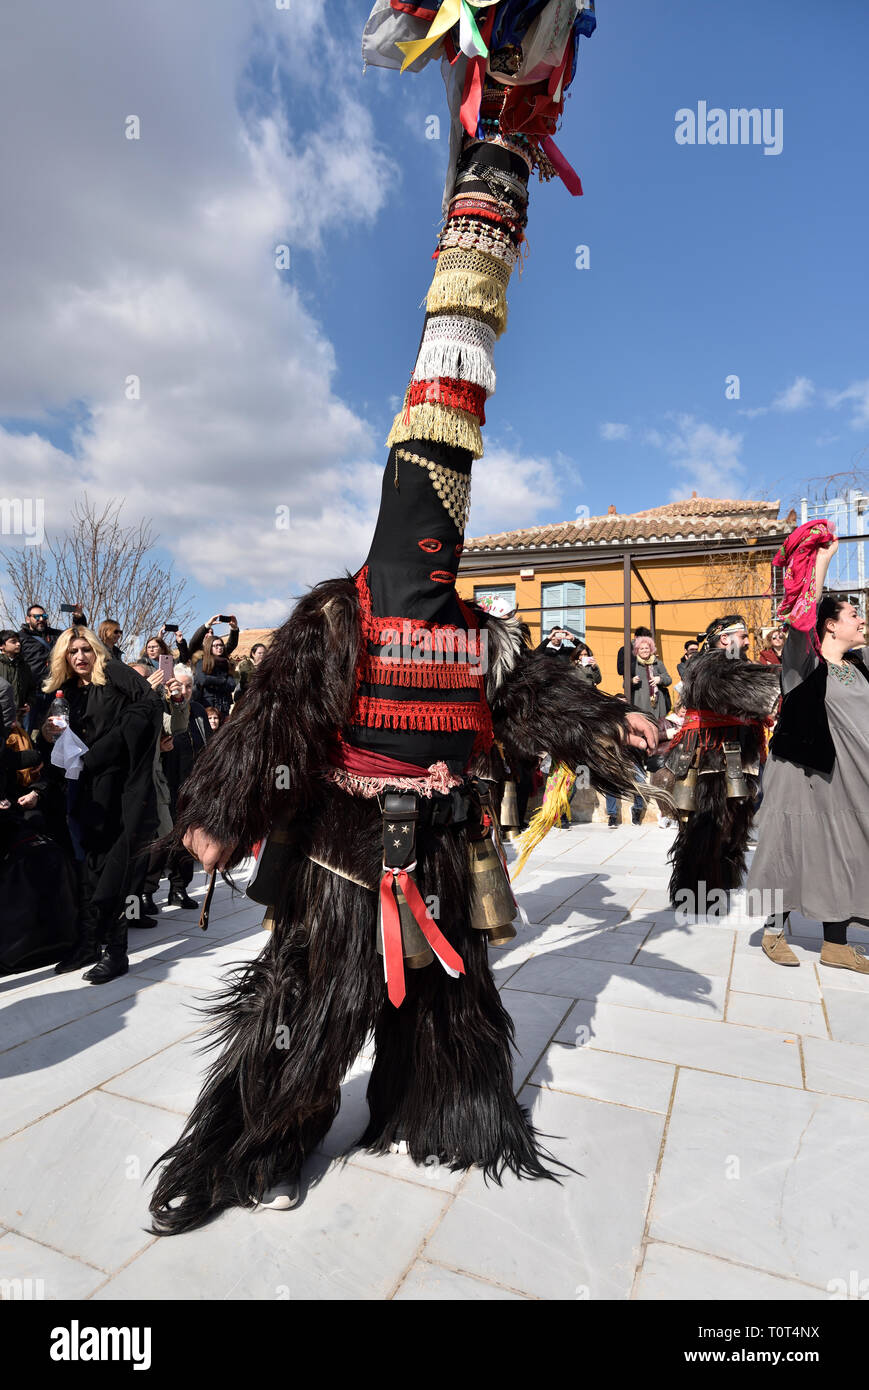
[[473, 583, 516, 615], [541, 580, 586, 638]]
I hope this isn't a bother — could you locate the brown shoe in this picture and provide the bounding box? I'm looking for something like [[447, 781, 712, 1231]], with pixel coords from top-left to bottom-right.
[[761, 931, 799, 967], [820, 942, 869, 974]]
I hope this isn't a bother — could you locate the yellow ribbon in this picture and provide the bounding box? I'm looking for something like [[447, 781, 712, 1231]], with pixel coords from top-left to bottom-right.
[[396, 0, 498, 73]]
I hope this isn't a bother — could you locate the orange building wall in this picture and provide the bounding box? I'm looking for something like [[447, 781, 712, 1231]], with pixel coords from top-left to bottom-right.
[[458, 551, 777, 695]]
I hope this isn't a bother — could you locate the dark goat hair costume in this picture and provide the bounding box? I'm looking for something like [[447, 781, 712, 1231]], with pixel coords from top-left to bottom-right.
[[666, 649, 781, 907], [150, 583, 644, 1233], [148, 4, 636, 1235]]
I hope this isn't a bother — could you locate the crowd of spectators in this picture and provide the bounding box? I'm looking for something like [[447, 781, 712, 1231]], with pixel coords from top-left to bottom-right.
[[0, 603, 268, 982]]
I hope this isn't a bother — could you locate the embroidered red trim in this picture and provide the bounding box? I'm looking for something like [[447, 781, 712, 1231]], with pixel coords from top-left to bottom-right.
[[407, 377, 486, 423], [446, 203, 525, 235], [349, 569, 494, 751], [430, 570, 456, 585], [418, 537, 442, 553]]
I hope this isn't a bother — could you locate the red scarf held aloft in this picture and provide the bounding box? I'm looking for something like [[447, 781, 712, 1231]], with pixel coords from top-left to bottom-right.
[[773, 520, 836, 650]]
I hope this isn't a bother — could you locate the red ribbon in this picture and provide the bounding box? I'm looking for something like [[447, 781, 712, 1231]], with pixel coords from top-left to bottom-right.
[[459, 7, 496, 137], [540, 136, 582, 196], [380, 867, 465, 1008]]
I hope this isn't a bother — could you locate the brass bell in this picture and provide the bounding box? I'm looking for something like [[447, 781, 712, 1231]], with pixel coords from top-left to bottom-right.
[[723, 742, 749, 799], [468, 831, 519, 935], [486, 919, 518, 946], [376, 882, 434, 969], [672, 765, 698, 813], [500, 779, 520, 830]]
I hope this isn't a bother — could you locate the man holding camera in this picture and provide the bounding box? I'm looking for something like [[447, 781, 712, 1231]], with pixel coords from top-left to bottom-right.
[[17, 602, 87, 731]]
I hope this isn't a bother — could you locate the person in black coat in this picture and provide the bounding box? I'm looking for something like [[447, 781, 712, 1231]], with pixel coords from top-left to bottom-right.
[[36, 627, 162, 982], [193, 634, 237, 721], [535, 627, 578, 661], [0, 631, 36, 716], [616, 625, 652, 681], [18, 602, 87, 730], [142, 667, 212, 908]]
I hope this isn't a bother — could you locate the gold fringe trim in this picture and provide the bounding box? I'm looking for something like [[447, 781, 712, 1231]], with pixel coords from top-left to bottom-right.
[[387, 397, 484, 458], [426, 270, 508, 337], [511, 764, 576, 881]]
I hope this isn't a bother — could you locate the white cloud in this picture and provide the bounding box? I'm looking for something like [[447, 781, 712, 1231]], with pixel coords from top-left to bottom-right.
[[772, 376, 815, 411], [466, 447, 562, 536], [0, 0, 397, 611], [827, 379, 869, 429], [647, 415, 746, 499], [600, 422, 631, 441]]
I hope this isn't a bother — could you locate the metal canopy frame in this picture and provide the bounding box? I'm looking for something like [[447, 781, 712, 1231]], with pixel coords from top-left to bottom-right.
[[462, 532, 868, 701]]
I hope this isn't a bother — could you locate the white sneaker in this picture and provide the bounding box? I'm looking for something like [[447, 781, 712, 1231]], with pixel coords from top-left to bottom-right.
[[388, 1139, 409, 1155], [255, 1179, 300, 1211]]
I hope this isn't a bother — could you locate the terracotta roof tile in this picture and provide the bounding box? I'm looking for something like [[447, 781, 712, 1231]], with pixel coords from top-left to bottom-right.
[[465, 496, 785, 554]]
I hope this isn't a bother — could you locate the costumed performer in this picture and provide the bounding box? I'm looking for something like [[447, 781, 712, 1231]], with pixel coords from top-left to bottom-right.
[[148, 0, 659, 1236]]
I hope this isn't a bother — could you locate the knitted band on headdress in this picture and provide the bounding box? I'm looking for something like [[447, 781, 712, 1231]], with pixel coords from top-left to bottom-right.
[[386, 395, 484, 458], [407, 376, 487, 421], [426, 248, 512, 336], [412, 314, 497, 396], [395, 447, 471, 530]]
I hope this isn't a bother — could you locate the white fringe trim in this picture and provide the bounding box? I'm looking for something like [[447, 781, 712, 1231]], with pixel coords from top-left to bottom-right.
[[412, 339, 497, 396]]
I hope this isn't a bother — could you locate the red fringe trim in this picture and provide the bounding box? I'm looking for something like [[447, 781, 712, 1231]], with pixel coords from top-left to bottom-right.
[[350, 568, 495, 752], [361, 653, 484, 688], [350, 695, 493, 735]]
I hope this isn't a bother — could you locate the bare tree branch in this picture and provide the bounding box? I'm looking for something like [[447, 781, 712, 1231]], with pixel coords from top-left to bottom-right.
[[1, 493, 194, 640]]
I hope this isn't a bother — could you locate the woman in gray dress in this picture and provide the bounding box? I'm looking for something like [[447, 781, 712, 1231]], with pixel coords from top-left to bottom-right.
[[749, 538, 869, 972]]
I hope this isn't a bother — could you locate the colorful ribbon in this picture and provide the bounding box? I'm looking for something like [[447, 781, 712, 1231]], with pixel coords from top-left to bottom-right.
[[379, 863, 465, 1007], [397, 0, 498, 72]]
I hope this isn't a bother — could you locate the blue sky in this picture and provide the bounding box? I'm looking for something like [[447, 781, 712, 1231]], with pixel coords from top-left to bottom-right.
[[1, 0, 867, 635]]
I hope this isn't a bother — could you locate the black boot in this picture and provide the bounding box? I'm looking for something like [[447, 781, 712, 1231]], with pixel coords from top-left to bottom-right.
[[631, 807, 644, 826], [55, 939, 100, 974], [140, 892, 159, 916], [83, 948, 129, 984], [167, 889, 199, 910], [607, 813, 619, 828]]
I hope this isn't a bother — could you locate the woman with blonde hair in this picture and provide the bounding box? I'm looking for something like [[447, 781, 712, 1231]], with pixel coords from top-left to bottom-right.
[[36, 627, 162, 981]]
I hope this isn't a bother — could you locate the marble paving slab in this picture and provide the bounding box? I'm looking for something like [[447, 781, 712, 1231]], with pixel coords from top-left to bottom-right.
[[424, 1085, 663, 1300], [649, 1069, 869, 1288]]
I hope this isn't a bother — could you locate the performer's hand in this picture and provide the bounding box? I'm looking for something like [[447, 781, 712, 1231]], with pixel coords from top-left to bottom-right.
[[183, 826, 235, 872], [623, 712, 659, 753], [823, 534, 839, 555]]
